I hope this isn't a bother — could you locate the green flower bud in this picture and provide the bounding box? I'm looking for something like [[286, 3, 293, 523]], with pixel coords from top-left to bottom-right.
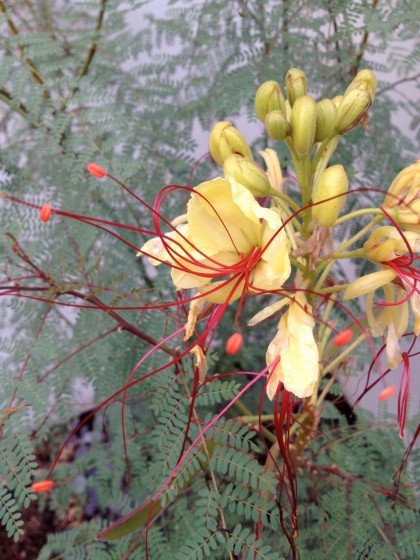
[[314, 99, 337, 142], [209, 121, 253, 167], [223, 154, 271, 197], [290, 95, 317, 156], [255, 80, 286, 123], [312, 164, 348, 227], [336, 90, 371, 134], [285, 68, 308, 107], [344, 69, 376, 100], [264, 110, 290, 141]]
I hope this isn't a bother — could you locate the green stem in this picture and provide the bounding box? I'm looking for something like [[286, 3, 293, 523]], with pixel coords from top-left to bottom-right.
[[314, 214, 383, 289], [311, 135, 340, 190], [334, 207, 383, 225]]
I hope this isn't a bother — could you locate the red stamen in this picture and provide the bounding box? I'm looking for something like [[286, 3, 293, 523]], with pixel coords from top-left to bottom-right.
[[398, 353, 410, 438], [378, 385, 396, 401], [31, 480, 54, 493], [332, 329, 353, 346], [87, 162, 107, 178], [225, 332, 243, 355], [39, 204, 52, 222]]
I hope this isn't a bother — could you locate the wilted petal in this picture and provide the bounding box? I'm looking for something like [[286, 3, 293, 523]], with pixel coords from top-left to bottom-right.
[[190, 345, 208, 383], [184, 298, 206, 341], [386, 322, 403, 370], [266, 294, 319, 399]]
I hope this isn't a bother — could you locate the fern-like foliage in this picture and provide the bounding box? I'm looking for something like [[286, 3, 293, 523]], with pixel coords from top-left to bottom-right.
[[0, 1, 418, 558]]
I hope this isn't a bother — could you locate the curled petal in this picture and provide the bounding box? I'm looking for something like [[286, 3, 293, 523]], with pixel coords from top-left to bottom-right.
[[344, 269, 397, 300], [248, 298, 289, 326], [259, 148, 283, 192], [190, 345, 208, 383], [184, 298, 206, 341]]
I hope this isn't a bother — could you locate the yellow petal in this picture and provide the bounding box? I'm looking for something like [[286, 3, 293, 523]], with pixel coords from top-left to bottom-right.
[[198, 278, 245, 304], [248, 298, 290, 326], [343, 269, 397, 300], [230, 177, 281, 231], [266, 294, 319, 399], [259, 148, 283, 192], [386, 322, 403, 370], [188, 178, 257, 254]]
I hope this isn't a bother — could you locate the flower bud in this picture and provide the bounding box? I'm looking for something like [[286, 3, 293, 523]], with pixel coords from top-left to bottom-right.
[[223, 154, 271, 196], [209, 121, 253, 167], [336, 89, 371, 134], [331, 95, 343, 108], [344, 69, 376, 100], [255, 80, 286, 122], [290, 95, 317, 156], [285, 68, 308, 107], [312, 164, 348, 227], [314, 99, 337, 142], [264, 110, 290, 141]]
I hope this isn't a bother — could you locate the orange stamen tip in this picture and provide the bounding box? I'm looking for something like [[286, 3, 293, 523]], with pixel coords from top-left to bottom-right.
[[332, 329, 353, 346], [39, 204, 52, 223], [31, 480, 54, 493], [87, 162, 107, 178], [378, 385, 396, 401], [225, 333, 243, 355]]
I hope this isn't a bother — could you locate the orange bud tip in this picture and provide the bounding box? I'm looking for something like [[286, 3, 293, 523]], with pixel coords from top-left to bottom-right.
[[39, 204, 52, 222], [332, 329, 353, 346], [31, 480, 54, 493], [226, 333, 243, 355], [378, 385, 396, 401], [87, 162, 107, 178]]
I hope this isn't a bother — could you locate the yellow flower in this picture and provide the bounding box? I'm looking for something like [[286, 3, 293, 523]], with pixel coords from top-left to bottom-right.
[[344, 227, 420, 369], [265, 293, 319, 399], [383, 161, 420, 233], [140, 176, 291, 306]]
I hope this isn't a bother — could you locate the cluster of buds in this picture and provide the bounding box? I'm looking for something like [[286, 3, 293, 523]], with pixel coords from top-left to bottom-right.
[[256, 67, 375, 147], [252, 68, 376, 228]]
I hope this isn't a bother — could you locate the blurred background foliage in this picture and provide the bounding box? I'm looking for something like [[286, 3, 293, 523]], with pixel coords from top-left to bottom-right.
[[0, 1, 419, 558]]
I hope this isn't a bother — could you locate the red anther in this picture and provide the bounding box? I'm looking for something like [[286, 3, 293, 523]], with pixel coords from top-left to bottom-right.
[[31, 480, 54, 493], [332, 329, 353, 347], [39, 204, 52, 223], [226, 332, 243, 355], [378, 385, 396, 401], [87, 162, 107, 178]]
